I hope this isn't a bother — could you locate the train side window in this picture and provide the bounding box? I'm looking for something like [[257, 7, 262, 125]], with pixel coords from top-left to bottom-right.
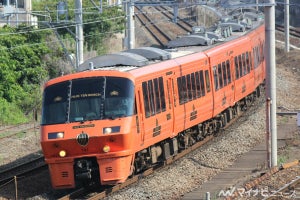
[[255, 46, 259, 68], [182, 76, 188, 103], [191, 73, 196, 100], [187, 74, 193, 101], [222, 62, 227, 86], [153, 78, 161, 114], [226, 60, 231, 84], [195, 71, 201, 98], [261, 42, 265, 61], [235, 56, 239, 79], [213, 66, 219, 91], [200, 70, 205, 96], [248, 51, 253, 71], [158, 77, 166, 112], [218, 64, 223, 89], [205, 70, 211, 93], [242, 53, 247, 75], [147, 80, 155, 116], [177, 76, 187, 104], [246, 52, 251, 73], [238, 55, 243, 78], [142, 82, 151, 118]]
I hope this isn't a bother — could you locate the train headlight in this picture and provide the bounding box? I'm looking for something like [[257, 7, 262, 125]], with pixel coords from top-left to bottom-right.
[[48, 132, 64, 139], [103, 145, 110, 153], [59, 150, 67, 157], [57, 132, 64, 138], [104, 127, 112, 134], [103, 126, 120, 134]]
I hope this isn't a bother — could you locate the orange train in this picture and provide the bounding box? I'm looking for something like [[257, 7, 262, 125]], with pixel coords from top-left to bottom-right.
[[40, 17, 265, 189]]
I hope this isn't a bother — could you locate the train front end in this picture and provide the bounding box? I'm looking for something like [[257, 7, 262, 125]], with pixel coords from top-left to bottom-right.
[[40, 75, 136, 189]]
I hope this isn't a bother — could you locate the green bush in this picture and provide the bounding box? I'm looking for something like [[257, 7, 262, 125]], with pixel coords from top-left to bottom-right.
[[0, 98, 29, 125]]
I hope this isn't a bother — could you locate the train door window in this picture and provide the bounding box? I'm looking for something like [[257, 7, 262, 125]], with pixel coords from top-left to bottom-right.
[[218, 64, 223, 89], [226, 60, 231, 84], [172, 79, 176, 106], [238, 55, 243, 78], [213, 66, 219, 91], [235, 56, 239, 79], [166, 79, 171, 109], [153, 78, 161, 114], [191, 73, 196, 100], [199, 70, 205, 96], [205, 70, 211, 93], [142, 82, 151, 118], [195, 71, 201, 98], [222, 62, 227, 86], [186, 74, 193, 101]]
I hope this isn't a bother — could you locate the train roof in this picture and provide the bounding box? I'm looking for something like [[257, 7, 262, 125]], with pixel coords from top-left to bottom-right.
[[77, 7, 264, 73]]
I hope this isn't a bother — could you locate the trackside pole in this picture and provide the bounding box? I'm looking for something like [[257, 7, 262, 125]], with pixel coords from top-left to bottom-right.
[[265, 0, 277, 168], [284, 0, 290, 52]]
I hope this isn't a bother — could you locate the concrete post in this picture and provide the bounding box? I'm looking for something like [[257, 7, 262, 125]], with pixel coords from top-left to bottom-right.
[[265, 0, 277, 167], [284, 0, 290, 52]]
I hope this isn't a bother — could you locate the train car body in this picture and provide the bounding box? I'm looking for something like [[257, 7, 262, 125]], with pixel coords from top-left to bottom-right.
[[41, 12, 266, 189]]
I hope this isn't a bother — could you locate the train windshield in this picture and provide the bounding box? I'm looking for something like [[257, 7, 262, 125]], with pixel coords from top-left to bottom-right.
[[41, 77, 135, 125]]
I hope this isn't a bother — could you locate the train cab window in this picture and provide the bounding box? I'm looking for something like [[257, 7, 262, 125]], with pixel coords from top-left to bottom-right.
[[205, 70, 211, 93], [186, 74, 193, 101], [226, 60, 231, 84], [213, 66, 219, 91], [222, 62, 227, 86], [42, 77, 135, 124]]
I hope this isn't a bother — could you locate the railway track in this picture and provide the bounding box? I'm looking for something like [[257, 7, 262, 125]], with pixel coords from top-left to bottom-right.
[[276, 24, 300, 38], [263, 176, 300, 199], [0, 122, 40, 140], [135, 6, 172, 47], [156, 6, 193, 33], [0, 156, 46, 186]]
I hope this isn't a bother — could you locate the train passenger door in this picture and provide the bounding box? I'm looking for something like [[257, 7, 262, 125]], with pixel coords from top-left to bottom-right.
[[136, 89, 145, 145]]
